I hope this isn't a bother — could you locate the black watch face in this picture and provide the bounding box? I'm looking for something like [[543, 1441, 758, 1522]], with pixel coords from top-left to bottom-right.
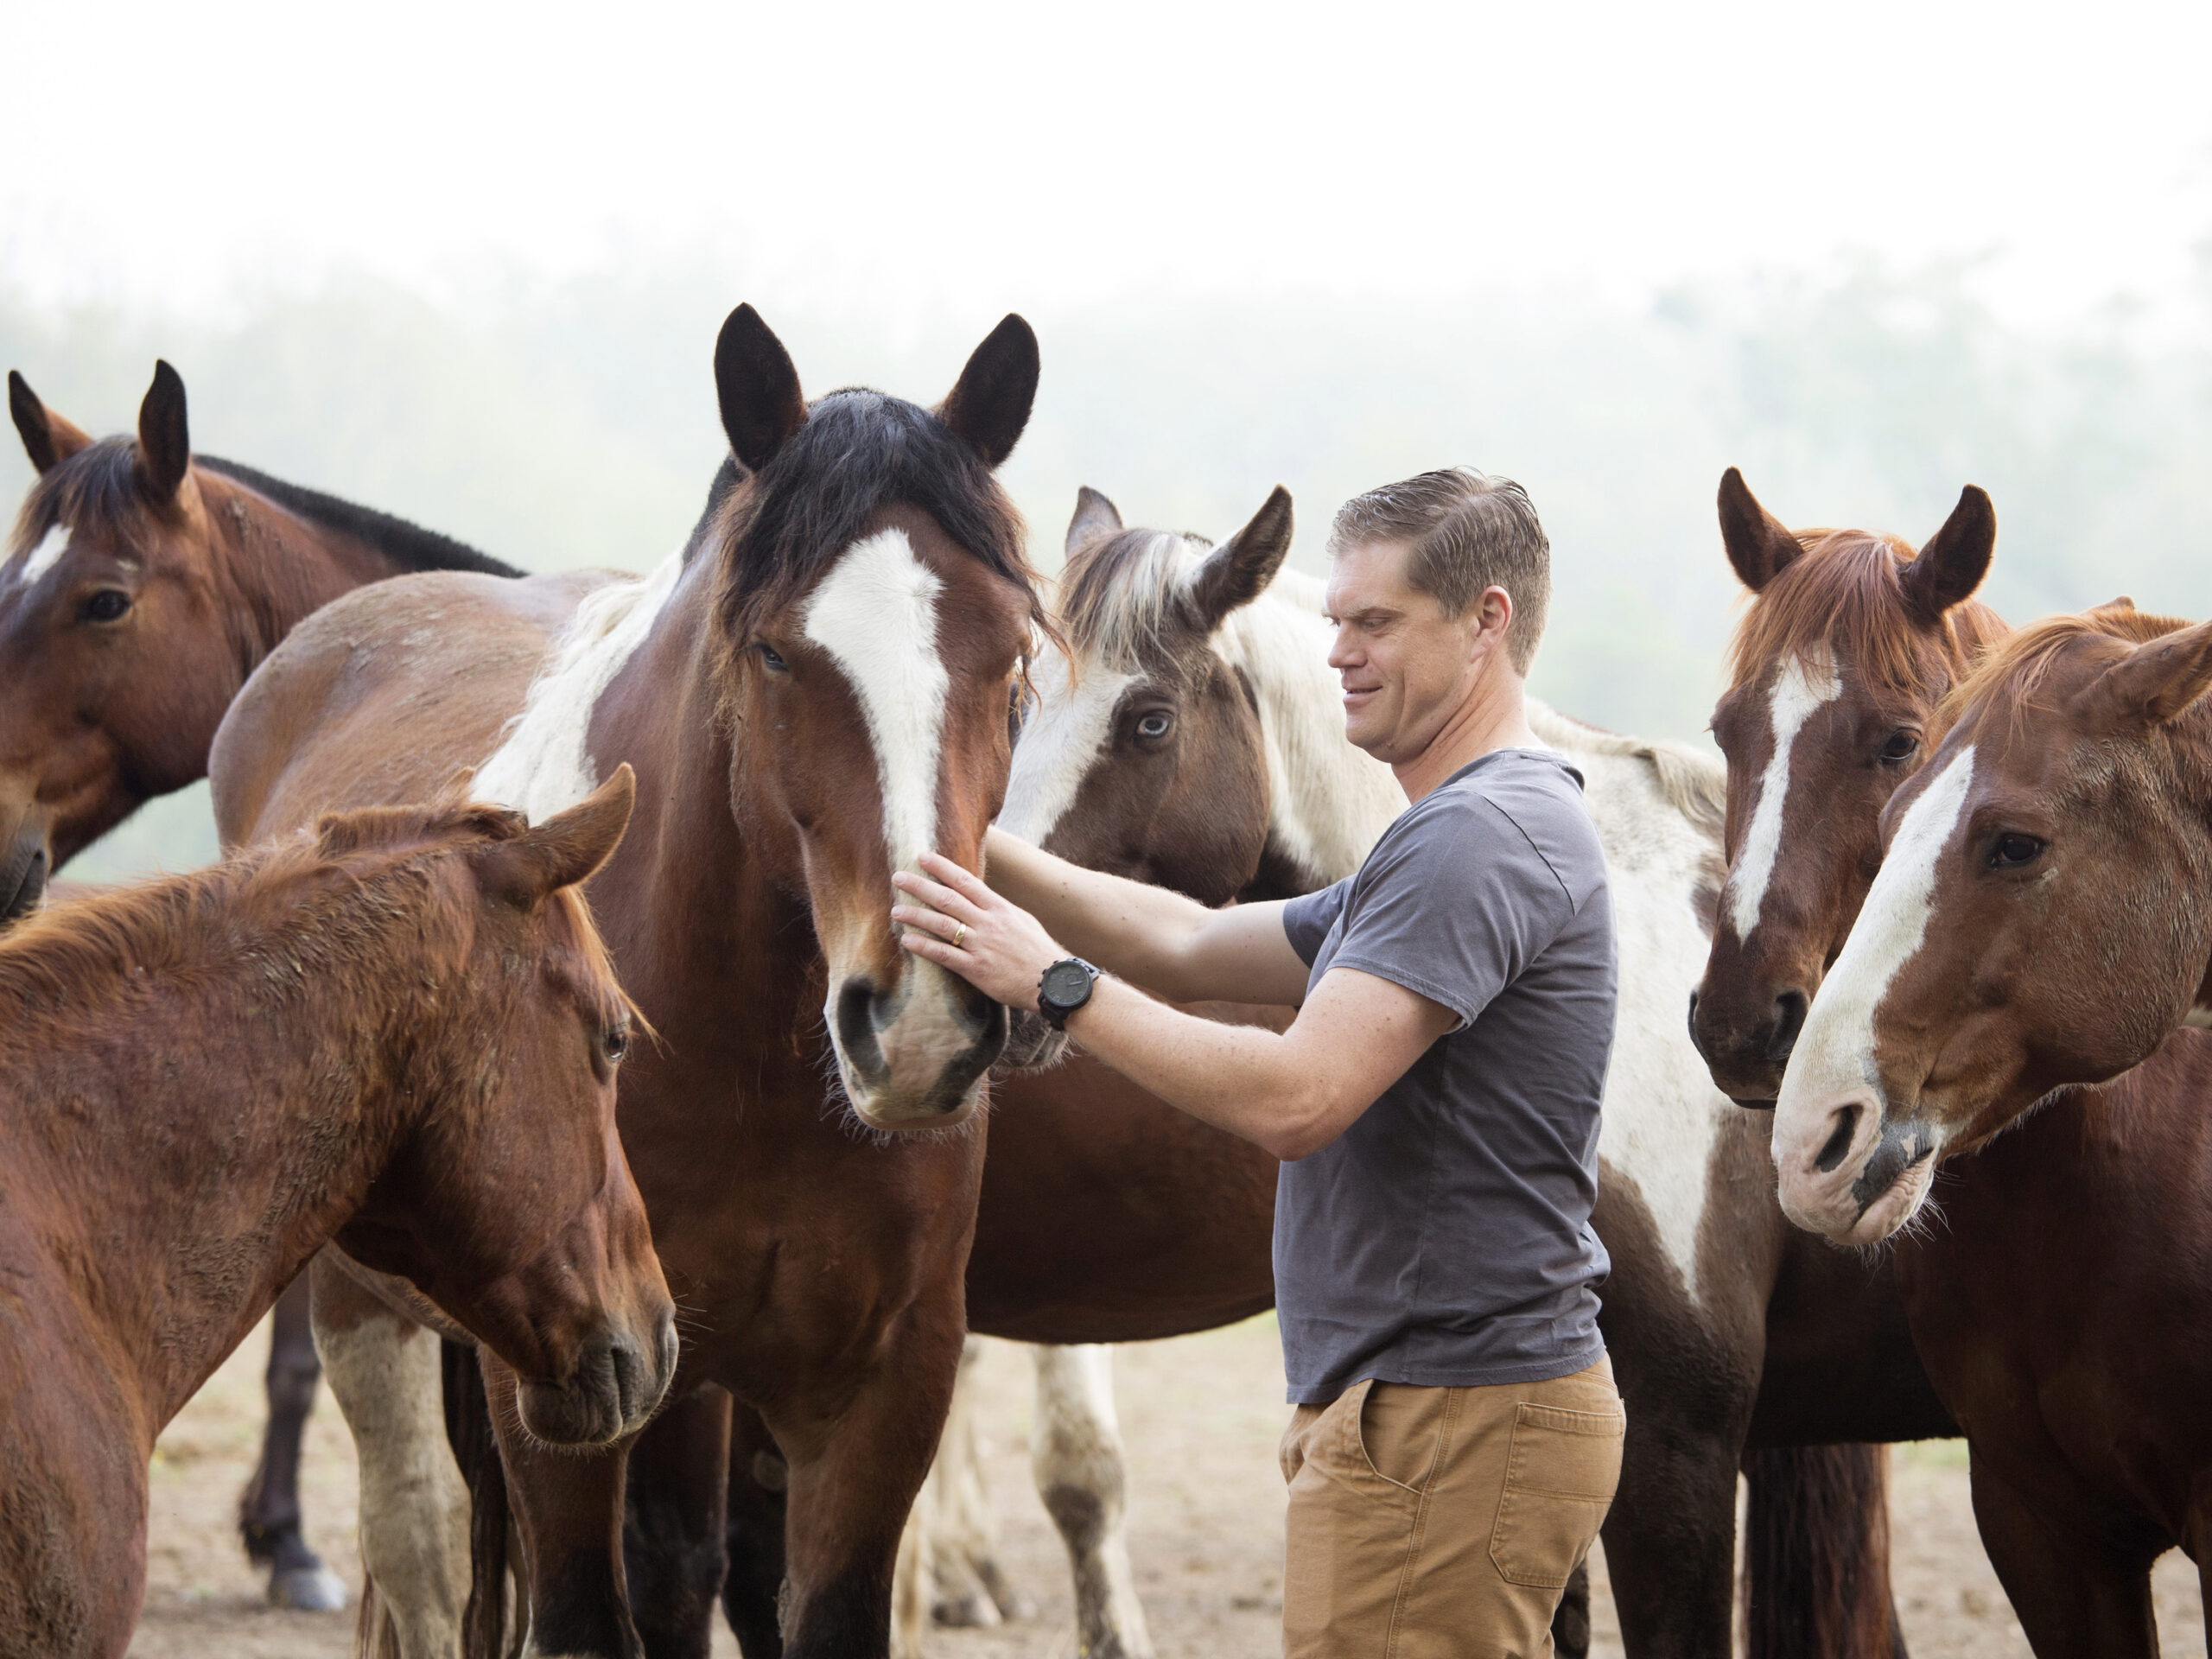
[[1040, 959, 1094, 1009]]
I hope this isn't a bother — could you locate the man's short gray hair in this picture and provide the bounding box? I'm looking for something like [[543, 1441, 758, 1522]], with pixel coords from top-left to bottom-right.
[[1329, 468, 1551, 673]]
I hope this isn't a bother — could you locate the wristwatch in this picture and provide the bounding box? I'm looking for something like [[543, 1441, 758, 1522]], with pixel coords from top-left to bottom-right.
[[1037, 957, 1100, 1031]]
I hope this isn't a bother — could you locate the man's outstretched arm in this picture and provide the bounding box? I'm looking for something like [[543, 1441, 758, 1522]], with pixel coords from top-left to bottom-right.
[[898, 852, 1452, 1160]]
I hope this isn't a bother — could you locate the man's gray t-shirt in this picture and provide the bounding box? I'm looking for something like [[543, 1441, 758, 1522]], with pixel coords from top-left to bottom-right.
[[1275, 747, 1616, 1404]]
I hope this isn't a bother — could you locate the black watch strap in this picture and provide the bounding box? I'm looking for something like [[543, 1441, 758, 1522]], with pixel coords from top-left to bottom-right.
[[1037, 957, 1100, 1031]]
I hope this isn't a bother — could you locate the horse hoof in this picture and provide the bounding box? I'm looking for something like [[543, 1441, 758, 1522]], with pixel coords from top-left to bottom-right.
[[931, 1591, 1003, 1629], [268, 1564, 350, 1612]]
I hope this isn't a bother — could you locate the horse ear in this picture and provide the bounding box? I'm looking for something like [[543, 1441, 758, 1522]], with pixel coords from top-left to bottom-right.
[[1187, 486, 1294, 632], [1066, 486, 1123, 556], [9, 371, 92, 474], [478, 765, 639, 906], [714, 305, 807, 474], [1717, 468, 1803, 594], [938, 314, 1039, 468], [2081, 619, 2212, 730], [136, 359, 190, 505], [1901, 485, 1996, 624]]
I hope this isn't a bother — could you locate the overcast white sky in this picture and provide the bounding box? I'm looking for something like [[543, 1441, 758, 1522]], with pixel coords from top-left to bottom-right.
[[7, 0, 2211, 327]]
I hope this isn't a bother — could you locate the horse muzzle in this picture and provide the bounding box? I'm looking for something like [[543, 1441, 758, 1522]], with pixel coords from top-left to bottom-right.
[[1770, 1086, 1937, 1244], [831, 959, 1007, 1129], [516, 1304, 678, 1447], [0, 822, 50, 924]]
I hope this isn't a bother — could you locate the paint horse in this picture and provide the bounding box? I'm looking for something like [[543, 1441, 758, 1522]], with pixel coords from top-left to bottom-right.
[[3, 360, 523, 1611], [210, 304, 1047, 1659], [1693, 475, 2212, 1655], [893, 485, 1948, 1659], [0, 772, 673, 1659]]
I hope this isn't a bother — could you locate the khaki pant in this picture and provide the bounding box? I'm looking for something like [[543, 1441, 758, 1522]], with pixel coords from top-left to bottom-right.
[[1278, 1356, 1624, 1659]]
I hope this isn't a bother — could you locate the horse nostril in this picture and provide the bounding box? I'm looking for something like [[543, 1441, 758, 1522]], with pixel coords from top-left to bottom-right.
[[1769, 989, 1808, 1063], [1814, 1103, 1860, 1173]]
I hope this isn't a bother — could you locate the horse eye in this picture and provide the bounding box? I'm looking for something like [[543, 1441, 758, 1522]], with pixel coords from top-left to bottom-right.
[[758, 645, 790, 674], [1989, 833, 2044, 869], [1135, 711, 1173, 741], [602, 1027, 629, 1063], [80, 589, 132, 624], [1878, 730, 1920, 764]]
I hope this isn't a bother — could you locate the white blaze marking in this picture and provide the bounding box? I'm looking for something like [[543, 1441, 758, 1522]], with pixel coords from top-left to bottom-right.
[[1725, 653, 1843, 940], [1777, 747, 1976, 1126], [13, 524, 71, 588], [804, 528, 948, 871], [998, 645, 1135, 844], [475, 550, 684, 819]]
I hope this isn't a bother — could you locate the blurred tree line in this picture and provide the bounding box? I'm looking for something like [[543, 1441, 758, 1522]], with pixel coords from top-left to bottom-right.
[[5, 257, 2207, 882]]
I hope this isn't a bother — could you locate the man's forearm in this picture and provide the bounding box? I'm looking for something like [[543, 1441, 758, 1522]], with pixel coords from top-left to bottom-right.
[[1064, 976, 1331, 1160], [983, 828, 1220, 999]]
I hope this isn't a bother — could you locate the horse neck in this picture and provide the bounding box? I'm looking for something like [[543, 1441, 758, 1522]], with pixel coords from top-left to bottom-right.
[[1219, 572, 1404, 886], [0, 882, 429, 1429], [195, 470, 434, 687]]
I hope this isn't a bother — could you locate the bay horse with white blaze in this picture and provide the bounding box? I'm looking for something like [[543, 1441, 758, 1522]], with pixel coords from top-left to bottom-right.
[[880, 485, 1947, 1659], [1692, 475, 2212, 1654], [210, 304, 1046, 1658], [0, 771, 672, 1659], [3, 359, 524, 1611]]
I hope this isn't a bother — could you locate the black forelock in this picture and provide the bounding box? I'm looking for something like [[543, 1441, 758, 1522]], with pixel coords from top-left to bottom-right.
[[712, 388, 1039, 642], [9, 438, 148, 556], [681, 455, 748, 568]]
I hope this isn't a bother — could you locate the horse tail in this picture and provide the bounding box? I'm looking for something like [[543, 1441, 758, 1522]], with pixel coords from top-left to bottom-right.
[[441, 1337, 512, 1659], [1742, 1443, 1908, 1659]]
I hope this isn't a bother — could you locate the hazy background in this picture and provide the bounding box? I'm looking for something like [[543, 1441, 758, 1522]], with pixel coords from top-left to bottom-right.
[[7, 0, 2211, 883]]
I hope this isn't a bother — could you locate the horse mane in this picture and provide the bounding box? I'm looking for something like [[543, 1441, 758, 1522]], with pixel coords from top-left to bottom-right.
[[1058, 525, 1213, 671], [7, 439, 520, 579], [1932, 601, 2196, 749], [1525, 702, 1728, 839], [196, 458, 523, 578], [0, 797, 619, 1035], [1726, 528, 2003, 697], [709, 389, 1046, 646]]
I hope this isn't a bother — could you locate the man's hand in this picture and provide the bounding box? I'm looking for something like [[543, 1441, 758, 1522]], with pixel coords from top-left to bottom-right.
[[894, 852, 1068, 1011]]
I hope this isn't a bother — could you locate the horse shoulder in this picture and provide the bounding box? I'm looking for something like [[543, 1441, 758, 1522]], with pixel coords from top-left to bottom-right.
[[211, 569, 616, 847]]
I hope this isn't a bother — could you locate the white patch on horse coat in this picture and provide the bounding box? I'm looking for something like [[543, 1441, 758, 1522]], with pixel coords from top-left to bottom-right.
[[997, 652, 1135, 844], [12, 524, 71, 588], [804, 528, 949, 871], [474, 550, 684, 819], [1724, 653, 1843, 941], [1777, 747, 1976, 1130]]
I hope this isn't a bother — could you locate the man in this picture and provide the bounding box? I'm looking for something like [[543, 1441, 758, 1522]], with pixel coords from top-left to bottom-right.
[[894, 468, 1623, 1656]]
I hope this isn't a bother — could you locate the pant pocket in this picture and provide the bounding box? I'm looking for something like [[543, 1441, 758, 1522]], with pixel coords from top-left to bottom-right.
[[1487, 1401, 1624, 1589]]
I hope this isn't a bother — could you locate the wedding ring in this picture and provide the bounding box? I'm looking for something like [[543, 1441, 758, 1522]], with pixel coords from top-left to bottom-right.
[[951, 922, 968, 948]]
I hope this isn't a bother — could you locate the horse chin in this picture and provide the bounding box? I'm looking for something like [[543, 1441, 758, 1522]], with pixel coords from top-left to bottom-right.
[[0, 834, 49, 925], [514, 1319, 677, 1448], [998, 1007, 1071, 1071]]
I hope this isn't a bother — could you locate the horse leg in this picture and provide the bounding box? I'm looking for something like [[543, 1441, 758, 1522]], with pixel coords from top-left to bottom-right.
[[770, 1328, 968, 1659], [309, 1252, 471, 1659], [1967, 1452, 2158, 1659], [919, 1336, 1018, 1628], [1740, 1444, 1905, 1659], [722, 1402, 790, 1659], [482, 1356, 643, 1658], [1030, 1344, 1154, 1659], [622, 1387, 733, 1659], [1597, 1415, 1742, 1658], [239, 1272, 349, 1611]]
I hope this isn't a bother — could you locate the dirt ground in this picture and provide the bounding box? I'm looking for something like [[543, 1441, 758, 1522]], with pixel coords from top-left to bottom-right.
[[132, 1316, 2204, 1658]]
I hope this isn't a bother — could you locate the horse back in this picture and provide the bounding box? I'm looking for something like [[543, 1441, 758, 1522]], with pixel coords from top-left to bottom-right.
[[210, 568, 618, 848]]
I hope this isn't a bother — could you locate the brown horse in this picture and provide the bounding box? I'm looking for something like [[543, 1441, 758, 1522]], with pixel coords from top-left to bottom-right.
[[0, 771, 673, 1659], [3, 360, 524, 1611], [858, 485, 1948, 1659], [1692, 479, 2212, 1654], [209, 304, 1046, 1658]]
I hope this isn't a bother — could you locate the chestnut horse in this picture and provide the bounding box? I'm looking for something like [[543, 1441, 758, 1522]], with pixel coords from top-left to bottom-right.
[[209, 304, 1046, 1658], [1691, 478, 2212, 1654], [0, 772, 672, 1659], [880, 486, 1948, 1659], [3, 359, 523, 1610]]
